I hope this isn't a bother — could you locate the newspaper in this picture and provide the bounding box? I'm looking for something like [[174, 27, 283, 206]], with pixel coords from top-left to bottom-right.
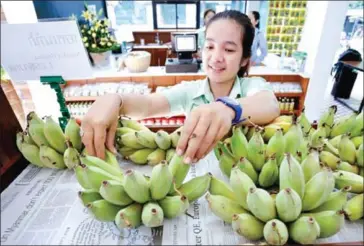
[[1, 152, 363, 245]]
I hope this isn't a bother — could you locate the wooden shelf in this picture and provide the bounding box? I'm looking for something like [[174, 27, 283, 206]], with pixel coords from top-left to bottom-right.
[[65, 96, 98, 102], [280, 109, 299, 115], [274, 92, 302, 97]]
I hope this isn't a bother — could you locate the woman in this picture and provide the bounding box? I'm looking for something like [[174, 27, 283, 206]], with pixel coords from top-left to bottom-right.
[[248, 11, 268, 66], [81, 10, 280, 164], [197, 9, 216, 51]]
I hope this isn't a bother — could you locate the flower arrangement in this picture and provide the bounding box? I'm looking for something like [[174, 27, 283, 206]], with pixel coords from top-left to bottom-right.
[[78, 4, 120, 54]]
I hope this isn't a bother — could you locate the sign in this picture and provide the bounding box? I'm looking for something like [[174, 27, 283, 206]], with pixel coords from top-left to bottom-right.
[[0, 20, 94, 81]]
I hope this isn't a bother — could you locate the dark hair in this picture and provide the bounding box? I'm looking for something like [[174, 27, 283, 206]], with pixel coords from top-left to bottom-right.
[[206, 10, 255, 77], [204, 9, 216, 20], [251, 11, 260, 29]]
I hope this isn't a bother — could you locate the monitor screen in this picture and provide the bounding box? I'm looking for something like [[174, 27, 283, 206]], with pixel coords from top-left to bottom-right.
[[175, 35, 196, 52]]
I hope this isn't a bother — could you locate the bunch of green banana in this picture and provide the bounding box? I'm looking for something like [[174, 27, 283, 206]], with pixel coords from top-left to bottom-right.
[[76, 152, 210, 228]]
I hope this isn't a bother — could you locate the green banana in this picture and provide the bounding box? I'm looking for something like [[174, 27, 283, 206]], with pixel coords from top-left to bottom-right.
[[338, 133, 357, 164], [166, 148, 176, 163], [360, 167, 364, 177], [158, 194, 189, 219], [337, 161, 360, 174], [275, 188, 302, 222], [170, 127, 182, 148], [104, 149, 120, 169], [120, 119, 149, 131], [115, 203, 143, 229], [150, 161, 173, 201], [279, 153, 305, 199], [349, 111, 363, 137], [310, 125, 327, 148], [232, 213, 264, 241], [329, 134, 342, 148], [319, 150, 341, 170], [99, 179, 133, 206], [236, 157, 258, 184], [230, 165, 256, 210], [218, 144, 236, 178], [258, 154, 279, 188], [63, 139, 80, 169], [82, 164, 123, 191], [43, 116, 67, 154], [154, 130, 171, 150], [78, 190, 103, 206], [301, 148, 321, 183], [18, 142, 44, 167], [323, 138, 340, 157], [298, 108, 313, 135], [116, 127, 136, 136], [39, 145, 66, 169], [177, 173, 211, 202], [289, 216, 320, 245], [147, 148, 166, 166], [263, 123, 282, 142], [231, 125, 249, 159], [330, 113, 357, 138], [266, 128, 285, 165], [80, 154, 124, 179], [357, 143, 363, 167], [247, 187, 276, 222], [74, 164, 93, 189], [263, 219, 289, 246], [135, 130, 157, 149], [123, 169, 151, 203], [121, 132, 145, 149], [168, 153, 190, 191], [205, 193, 247, 223], [284, 120, 304, 156], [334, 170, 363, 194], [297, 136, 310, 163], [209, 176, 236, 201], [28, 121, 50, 148], [64, 118, 82, 152], [26, 111, 44, 125], [351, 136, 363, 149], [247, 126, 266, 171], [87, 199, 123, 222], [141, 202, 164, 227], [118, 146, 137, 158], [302, 168, 335, 211], [318, 105, 337, 136], [129, 148, 155, 165], [309, 210, 345, 238], [343, 194, 364, 221], [311, 186, 351, 213]]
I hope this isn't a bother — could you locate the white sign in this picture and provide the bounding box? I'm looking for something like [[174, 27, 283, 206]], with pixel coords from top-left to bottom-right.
[[0, 20, 94, 82]]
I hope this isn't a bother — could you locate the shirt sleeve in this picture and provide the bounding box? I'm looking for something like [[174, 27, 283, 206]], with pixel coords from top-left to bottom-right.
[[159, 82, 194, 115], [242, 77, 273, 97], [255, 32, 268, 64]]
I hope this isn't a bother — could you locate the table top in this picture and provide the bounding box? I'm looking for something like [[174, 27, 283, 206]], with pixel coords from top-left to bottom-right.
[[341, 60, 364, 72]]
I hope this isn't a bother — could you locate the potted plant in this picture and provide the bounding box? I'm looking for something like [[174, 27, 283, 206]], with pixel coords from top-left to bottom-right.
[[77, 4, 120, 68]]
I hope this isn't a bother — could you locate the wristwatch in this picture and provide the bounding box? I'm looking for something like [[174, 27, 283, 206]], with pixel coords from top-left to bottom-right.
[[216, 97, 245, 125]]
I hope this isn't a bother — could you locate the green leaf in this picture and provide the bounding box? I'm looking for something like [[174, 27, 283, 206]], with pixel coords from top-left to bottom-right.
[[98, 8, 103, 17], [84, 1, 88, 11]]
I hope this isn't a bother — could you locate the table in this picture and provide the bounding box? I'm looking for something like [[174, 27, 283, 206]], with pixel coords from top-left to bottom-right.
[[334, 60, 364, 113], [1, 152, 363, 245]]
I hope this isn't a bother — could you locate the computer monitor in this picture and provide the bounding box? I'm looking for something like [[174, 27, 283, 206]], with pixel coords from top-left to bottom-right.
[[171, 32, 198, 61]]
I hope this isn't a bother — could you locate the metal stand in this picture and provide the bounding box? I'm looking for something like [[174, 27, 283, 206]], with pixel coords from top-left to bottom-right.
[[40, 76, 70, 130]]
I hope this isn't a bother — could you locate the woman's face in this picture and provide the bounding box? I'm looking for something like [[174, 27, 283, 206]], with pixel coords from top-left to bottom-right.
[[248, 12, 257, 28], [202, 19, 248, 84], [204, 11, 215, 25]]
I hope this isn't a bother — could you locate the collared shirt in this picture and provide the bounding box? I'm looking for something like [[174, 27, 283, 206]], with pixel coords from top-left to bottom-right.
[[160, 76, 273, 116], [251, 28, 268, 65]]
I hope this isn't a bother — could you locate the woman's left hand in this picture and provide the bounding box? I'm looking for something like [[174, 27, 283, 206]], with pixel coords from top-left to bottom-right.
[[176, 102, 235, 164]]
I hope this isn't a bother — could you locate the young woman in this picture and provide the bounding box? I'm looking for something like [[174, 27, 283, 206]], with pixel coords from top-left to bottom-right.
[[81, 10, 280, 164], [248, 11, 268, 66]]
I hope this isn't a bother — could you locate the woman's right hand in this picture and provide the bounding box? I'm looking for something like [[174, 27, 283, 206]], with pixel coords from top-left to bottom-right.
[[81, 93, 122, 160]]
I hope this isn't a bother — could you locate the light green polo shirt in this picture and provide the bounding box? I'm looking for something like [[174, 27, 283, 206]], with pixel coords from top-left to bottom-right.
[[160, 76, 273, 116]]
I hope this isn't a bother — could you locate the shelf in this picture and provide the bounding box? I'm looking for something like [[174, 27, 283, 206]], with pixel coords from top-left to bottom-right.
[[280, 109, 299, 115], [65, 96, 97, 102], [274, 92, 302, 97]]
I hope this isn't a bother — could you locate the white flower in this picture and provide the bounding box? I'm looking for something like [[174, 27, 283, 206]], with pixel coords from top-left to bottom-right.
[[92, 33, 96, 38], [107, 42, 112, 47], [92, 44, 96, 48]]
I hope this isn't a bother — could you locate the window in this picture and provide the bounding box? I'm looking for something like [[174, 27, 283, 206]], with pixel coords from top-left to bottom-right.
[[106, 1, 153, 30], [199, 1, 247, 27], [153, 1, 199, 29]]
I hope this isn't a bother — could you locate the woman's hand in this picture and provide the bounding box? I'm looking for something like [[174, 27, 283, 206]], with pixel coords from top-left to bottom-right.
[[176, 102, 235, 164], [81, 94, 122, 160]]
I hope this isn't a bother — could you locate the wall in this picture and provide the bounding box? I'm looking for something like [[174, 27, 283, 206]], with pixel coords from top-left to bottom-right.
[[32, 0, 106, 20]]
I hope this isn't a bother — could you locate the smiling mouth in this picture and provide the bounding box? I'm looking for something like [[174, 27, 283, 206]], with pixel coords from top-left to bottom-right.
[[209, 65, 225, 72]]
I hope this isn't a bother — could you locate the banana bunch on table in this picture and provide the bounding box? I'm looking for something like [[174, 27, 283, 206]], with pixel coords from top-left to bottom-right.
[[76, 153, 211, 229], [16, 112, 84, 169], [115, 119, 182, 166]]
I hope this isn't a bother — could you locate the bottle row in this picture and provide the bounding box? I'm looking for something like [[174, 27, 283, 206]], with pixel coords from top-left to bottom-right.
[[278, 97, 298, 112]]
